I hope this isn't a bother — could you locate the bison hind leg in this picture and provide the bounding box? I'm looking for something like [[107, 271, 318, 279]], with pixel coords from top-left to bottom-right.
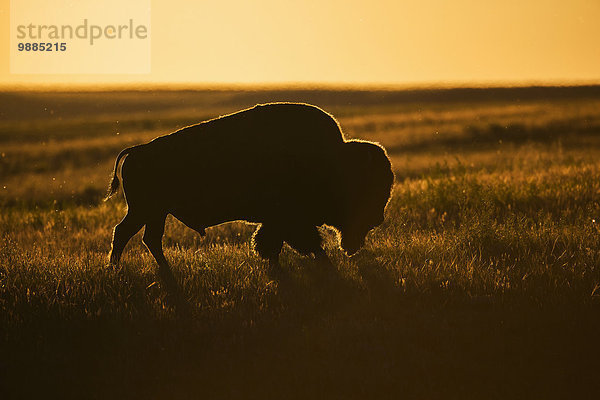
[[143, 214, 189, 311], [252, 224, 284, 271], [109, 210, 144, 267]]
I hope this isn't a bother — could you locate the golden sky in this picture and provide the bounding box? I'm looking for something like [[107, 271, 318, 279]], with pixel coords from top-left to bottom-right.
[[1, 0, 599, 87]]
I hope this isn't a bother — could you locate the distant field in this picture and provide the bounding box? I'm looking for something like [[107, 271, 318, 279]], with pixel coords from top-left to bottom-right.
[[1, 86, 600, 399]]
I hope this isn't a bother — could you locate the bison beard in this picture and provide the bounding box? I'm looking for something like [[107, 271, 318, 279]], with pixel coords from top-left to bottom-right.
[[106, 103, 393, 304]]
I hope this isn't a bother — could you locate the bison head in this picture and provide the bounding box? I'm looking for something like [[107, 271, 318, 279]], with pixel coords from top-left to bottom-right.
[[338, 141, 394, 255]]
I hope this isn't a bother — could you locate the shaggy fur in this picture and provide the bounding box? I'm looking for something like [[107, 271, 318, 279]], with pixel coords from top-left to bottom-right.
[[106, 103, 393, 293]]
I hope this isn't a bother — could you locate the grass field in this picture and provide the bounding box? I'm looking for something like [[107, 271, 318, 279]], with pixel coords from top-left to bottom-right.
[[1, 86, 600, 399]]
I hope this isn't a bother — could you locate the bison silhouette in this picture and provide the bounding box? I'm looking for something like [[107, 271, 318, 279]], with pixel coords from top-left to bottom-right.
[[106, 103, 393, 296]]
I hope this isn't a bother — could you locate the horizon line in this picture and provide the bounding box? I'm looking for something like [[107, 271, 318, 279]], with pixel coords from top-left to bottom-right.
[[1, 78, 600, 92]]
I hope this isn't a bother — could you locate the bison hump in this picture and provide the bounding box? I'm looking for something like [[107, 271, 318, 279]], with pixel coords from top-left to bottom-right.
[[249, 103, 345, 146], [171, 102, 345, 148]]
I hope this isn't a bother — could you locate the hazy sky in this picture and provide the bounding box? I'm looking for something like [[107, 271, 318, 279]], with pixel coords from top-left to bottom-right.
[[1, 0, 599, 87]]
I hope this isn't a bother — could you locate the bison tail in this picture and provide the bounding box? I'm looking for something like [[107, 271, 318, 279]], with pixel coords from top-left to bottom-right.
[[105, 174, 121, 201], [104, 145, 140, 201]]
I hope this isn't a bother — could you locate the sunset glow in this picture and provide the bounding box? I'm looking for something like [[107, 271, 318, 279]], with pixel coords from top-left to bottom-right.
[[1, 0, 599, 87]]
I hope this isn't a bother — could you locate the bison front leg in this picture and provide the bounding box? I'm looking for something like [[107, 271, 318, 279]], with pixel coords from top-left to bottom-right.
[[142, 214, 187, 308], [285, 226, 333, 269], [252, 224, 284, 273]]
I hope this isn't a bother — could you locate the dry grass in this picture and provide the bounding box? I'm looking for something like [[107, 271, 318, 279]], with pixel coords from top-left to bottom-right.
[[1, 87, 600, 399]]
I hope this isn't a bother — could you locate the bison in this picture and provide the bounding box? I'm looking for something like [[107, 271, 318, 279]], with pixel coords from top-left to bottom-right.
[[106, 102, 393, 297]]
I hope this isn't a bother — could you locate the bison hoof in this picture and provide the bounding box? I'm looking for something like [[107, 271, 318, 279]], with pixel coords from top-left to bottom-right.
[[267, 258, 284, 276], [163, 291, 192, 315], [314, 250, 334, 269], [107, 256, 121, 270]]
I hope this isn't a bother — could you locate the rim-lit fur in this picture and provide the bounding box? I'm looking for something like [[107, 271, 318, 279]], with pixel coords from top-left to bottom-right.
[[106, 103, 394, 298]]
